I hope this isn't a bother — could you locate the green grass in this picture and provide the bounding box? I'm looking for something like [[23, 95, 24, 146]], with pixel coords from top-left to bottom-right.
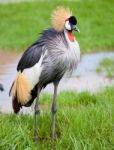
[[0, 0, 114, 53], [1, 86, 114, 149], [97, 58, 114, 78]]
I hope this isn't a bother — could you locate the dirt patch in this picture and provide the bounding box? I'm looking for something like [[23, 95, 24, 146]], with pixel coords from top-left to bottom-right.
[[0, 51, 19, 75], [0, 51, 18, 65]]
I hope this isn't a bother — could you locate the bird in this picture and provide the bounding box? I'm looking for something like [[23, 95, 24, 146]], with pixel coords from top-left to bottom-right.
[[9, 6, 80, 141], [0, 83, 4, 92]]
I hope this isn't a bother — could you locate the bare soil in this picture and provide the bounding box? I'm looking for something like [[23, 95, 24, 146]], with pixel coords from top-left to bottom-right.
[[0, 51, 19, 74]]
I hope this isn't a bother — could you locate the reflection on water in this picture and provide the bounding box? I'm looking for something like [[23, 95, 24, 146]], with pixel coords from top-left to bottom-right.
[[75, 52, 114, 76], [0, 52, 114, 113]]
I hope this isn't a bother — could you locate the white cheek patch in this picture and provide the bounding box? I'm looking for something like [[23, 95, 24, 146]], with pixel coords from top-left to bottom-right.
[[65, 21, 71, 30], [23, 51, 47, 89]]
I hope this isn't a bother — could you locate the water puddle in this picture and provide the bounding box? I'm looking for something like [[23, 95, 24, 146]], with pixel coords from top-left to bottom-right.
[[0, 51, 114, 113]]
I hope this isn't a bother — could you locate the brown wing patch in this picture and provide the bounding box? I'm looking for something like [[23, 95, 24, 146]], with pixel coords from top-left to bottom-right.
[[10, 72, 32, 105]]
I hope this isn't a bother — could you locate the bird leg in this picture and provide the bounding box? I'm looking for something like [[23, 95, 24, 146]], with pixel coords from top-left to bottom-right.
[[51, 82, 59, 141], [33, 88, 40, 142]]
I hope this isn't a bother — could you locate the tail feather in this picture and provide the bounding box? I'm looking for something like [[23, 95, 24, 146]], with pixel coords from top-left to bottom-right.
[[10, 72, 32, 104], [12, 96, 22, 113], [10, 73, 38, 113], [24, 84, 38, 107], [9, 81, 14, 96]]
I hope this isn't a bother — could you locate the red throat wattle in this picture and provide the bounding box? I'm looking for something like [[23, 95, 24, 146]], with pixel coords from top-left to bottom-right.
[[67, 31, 75, 42]]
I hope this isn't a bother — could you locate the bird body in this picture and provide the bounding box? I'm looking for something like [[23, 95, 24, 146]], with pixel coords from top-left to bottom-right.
[[9, 6, 80, 141], [10, 28, 80, 111]]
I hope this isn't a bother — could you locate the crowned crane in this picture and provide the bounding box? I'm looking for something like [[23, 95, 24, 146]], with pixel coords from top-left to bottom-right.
[[9, 6, 80, 141], [0, 83, 4, 91]]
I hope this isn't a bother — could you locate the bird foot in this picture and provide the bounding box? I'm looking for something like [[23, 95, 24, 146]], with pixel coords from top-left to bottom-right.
[[35, 106, 40, 114], [51, 133, 56, 142], [33, 135, 38, 142], [51, 137, 55, 143]]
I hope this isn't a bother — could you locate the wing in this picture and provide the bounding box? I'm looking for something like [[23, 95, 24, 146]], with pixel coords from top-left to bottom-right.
[[17, 41, 44, 72], [17, 28, 66, 72]]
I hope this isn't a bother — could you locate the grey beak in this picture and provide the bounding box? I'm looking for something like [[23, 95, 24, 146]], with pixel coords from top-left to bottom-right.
[[71, 24, 80, 32], [74, 26, 80, 32]]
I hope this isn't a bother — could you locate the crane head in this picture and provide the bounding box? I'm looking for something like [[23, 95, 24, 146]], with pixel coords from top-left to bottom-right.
[[51, 6, 79, 32]]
